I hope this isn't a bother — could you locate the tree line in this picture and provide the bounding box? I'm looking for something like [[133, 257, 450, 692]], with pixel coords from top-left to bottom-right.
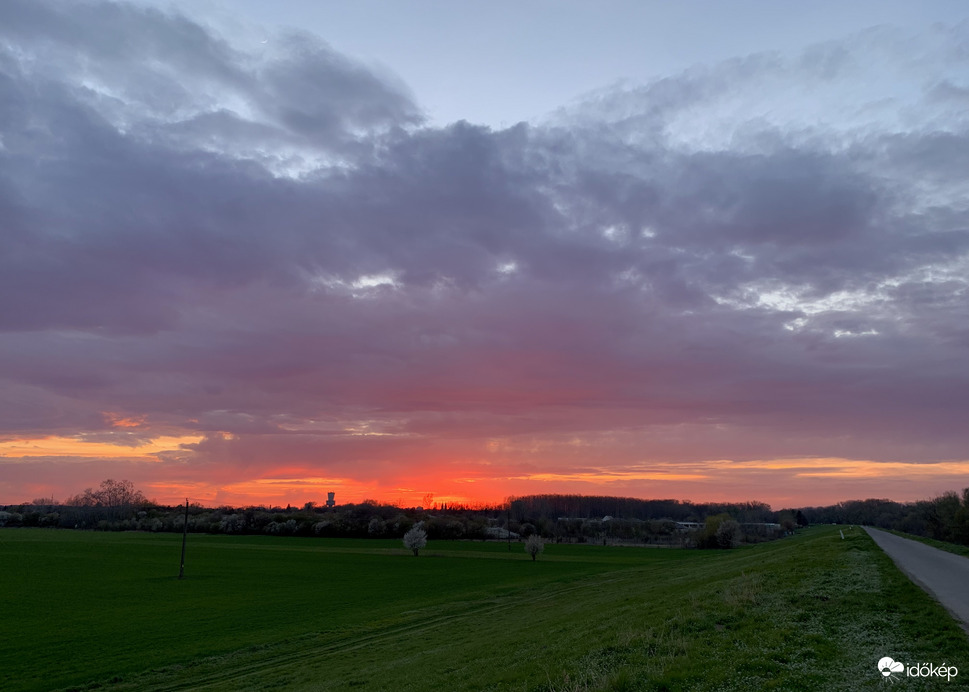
[[797, 490, 969, 545], [0, 484, 781, 547], [4, 482, 967, 550], [508, 494, 776, 523]]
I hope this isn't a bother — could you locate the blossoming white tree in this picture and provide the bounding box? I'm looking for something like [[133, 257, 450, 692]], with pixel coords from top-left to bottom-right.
[[403, 525, 427, 556], [525, 534, 544, 561]]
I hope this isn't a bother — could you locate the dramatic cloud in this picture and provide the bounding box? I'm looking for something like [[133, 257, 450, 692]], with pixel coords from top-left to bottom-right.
[[1, 1, 967, 506]]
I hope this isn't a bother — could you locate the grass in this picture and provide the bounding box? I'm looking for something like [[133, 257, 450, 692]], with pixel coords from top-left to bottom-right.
[[885, 529, 969, 558], [1, 526, 967, 691]]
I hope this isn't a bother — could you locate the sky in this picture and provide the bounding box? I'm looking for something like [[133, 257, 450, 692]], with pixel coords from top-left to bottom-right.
[[1, 0, 968, 510]]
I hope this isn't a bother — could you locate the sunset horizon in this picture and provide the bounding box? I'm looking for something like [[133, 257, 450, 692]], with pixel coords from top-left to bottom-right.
[[7, 446, 969, 511], [2, 1, 967, 515]]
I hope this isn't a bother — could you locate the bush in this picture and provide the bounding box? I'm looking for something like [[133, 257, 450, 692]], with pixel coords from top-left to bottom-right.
[[716, 519, 741, 548], [266, 519, 297, 535], [220, 514, 246, 533], [697, 513, 741, 549], [0, 511, 22, 527], [367, 517, 386, 536], [391, 514, 413, 536]]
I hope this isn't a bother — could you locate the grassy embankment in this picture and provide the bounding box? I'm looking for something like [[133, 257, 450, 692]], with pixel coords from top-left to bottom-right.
[[886, 529, 969, 559], [1, 526, 967, 691]]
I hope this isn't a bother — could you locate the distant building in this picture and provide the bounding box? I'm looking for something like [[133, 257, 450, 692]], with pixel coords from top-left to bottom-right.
[[326, 492, 335, 508], [484, 526, 519, 540]]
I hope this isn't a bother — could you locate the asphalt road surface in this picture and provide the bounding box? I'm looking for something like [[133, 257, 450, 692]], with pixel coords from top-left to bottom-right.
[[865, 527, 969, 632]]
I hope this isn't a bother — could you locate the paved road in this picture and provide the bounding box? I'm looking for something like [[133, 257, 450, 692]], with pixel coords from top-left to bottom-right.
[[865, 527, 969, 632]]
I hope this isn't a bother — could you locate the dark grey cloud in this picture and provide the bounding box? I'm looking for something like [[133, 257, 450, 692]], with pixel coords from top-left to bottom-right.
[[1, 0, 967, 483]]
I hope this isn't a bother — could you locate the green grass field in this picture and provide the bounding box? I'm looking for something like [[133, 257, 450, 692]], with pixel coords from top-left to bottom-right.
[[1, 526, 967, 691]]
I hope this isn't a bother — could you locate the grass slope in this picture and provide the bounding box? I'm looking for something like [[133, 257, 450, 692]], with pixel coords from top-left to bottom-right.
[[886, 529, 969, 559], [1, 526, 967, 691]]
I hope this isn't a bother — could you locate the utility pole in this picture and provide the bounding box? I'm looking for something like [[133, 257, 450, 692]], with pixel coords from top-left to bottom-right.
[[178, 499, 189, 579], [507, 504, 511, 551]]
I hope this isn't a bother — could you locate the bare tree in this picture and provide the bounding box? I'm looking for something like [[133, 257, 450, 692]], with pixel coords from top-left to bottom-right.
[[64, 479, 148, 523], [64, 488, 99, 507], [403, 525, 427, 556], [95, 479, 147, 520], [525, 534, 544, 561], [97, 479, 146, 509]]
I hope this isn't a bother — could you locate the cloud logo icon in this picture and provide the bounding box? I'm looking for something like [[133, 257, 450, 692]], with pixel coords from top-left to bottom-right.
[[878, 657, 904, 677]]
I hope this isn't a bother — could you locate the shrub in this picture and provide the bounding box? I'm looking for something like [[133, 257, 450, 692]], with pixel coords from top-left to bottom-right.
[[392, 514, 413, 536], [716, 519, 741, 548], [367, 517, 386, 536], [0, 511, 21, 527], [220, 514, 246, 533], [697, 513, 741, 549], [265, 519, 297, 535]]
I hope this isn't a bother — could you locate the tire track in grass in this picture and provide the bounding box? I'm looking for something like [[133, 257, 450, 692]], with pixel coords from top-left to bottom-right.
[[100, 571, 631, 691]]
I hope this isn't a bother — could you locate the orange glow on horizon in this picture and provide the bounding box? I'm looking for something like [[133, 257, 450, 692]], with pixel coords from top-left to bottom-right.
[[5, 441, 969, 509], [501, 471, 709, 483], [130, 457, 969, 509], [0, 434, 203, 459], [702, 457, 969, 478]]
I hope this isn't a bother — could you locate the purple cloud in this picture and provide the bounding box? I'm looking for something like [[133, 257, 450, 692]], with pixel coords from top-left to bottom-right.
[[1, 1, 967, 504]]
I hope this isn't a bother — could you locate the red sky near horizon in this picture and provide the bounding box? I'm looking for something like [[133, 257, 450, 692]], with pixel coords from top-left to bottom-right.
[[2, 2, 968, 511], [5, 427, 969, 510]]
